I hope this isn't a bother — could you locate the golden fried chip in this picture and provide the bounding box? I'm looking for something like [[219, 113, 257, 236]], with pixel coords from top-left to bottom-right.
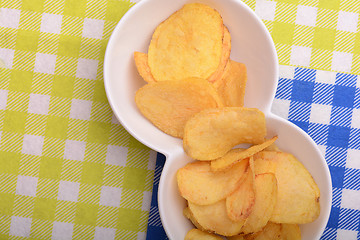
[[183, 207, 205, 231], [185, 228, 223, 240], [281, 224, 301, 240], [244, 222, 282, 240], [135, 77, 223, 138], [177, 160, 248, 205], [183, 107, 266, 160], [226, 167, 255, 222], [228, 235, 245, 240], [188, 200, 246, 236], [213, 60, 247, 107], [134, 52, 156, 83], [207, 26, 231, 83], [148, 3, 224, 81], [241, 173, 278, 234], [211, 137, 278, 171], [255, 151, 320, 224]]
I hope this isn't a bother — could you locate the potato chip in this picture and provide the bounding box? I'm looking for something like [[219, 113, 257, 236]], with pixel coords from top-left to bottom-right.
[[188, 200, 246, 236], [213, 60, 247, 107], [183, 207, 205, 231], [281, 224, 301, 240], [243, 222, 282, 240], [185, 228, 223, 240], [177, 160, 248, 205], [241, 173, 277, 234], [207, 26, 231, 83], [228, 235, 245, 240], [183, 107, 266, 160], [211, 137, 278, 171], [148, 3, 224, 81], [135, 77, 223, 138], [134, 52, 156, 83], [255, 151, 320, 224]]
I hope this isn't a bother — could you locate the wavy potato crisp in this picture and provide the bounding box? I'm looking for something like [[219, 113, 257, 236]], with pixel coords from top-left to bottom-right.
[[135, 77, 222, 138], [185, 228, 223, 240], [255, 151, 320, 224], [134, 52, 156, 83], [177, 160, 248, 205], [213, 60, 247, 107], [188, 200, 246, 236], [183, 107, 266, 160], [148, 3, 224, 81]]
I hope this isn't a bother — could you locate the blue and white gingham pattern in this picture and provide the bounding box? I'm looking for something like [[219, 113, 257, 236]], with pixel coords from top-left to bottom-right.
[[146, 66, 360, 240]]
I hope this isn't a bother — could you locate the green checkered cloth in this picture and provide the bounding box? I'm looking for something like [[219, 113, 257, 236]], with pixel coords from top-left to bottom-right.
[[0, 0, 359, 239]]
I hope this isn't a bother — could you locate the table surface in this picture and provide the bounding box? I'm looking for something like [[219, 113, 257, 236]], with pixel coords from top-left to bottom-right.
[[0, 0, 359, 239]]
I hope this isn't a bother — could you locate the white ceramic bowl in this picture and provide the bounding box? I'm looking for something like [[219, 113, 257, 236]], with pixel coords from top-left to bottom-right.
[[104, 0, 332, 239]]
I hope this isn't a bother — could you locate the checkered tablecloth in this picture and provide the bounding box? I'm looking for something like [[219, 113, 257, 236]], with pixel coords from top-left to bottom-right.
[[0, 0, 359, 239]]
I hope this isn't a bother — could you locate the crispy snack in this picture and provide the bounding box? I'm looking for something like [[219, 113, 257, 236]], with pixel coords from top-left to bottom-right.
[[243, 222, 282, 240], [177, 160, 248, 205], [188, 200, 246, 236], [135, 77, 223, 138], [226, 165, 255, 222], [207, 26, 232, 83], [183, 107, 266, 160], [213, 60, 247, 106], [211, 137, 278, 171], [185, 228, 223, 240], [183, 207, 205, 231], [281, 224, 301, 240], [241, 173, 278, 234], [148, 3, 224, 81], [134, 52, 156, 83], [255, 151, 320, 224]]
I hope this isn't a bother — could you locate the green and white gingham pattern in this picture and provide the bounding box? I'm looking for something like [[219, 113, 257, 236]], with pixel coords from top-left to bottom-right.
[[0, 0, 157, 239], [0, 0, 359, 239]]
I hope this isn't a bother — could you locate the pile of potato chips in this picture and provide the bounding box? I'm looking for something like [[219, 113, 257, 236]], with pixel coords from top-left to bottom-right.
[[133, 3, 320, 239]]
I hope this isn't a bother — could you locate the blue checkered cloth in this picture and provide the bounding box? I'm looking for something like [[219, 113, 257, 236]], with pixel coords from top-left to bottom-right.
[[146, 66, 360, 240]]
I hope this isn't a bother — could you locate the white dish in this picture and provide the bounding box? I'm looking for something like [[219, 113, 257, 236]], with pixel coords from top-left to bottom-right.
[[104, 0, 332, 239]]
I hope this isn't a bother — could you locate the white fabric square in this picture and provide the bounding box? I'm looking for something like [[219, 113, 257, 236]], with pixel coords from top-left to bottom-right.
[[34, 53, 57, 74], [76, 58, 98, 80], [9, 216, 32, 237], [105, 145, 128, 167], [290, 45, 311, 67], [279, 65, 295, 79], [64, 140, 86, 161], [310, 104, 332, 124], [137, 232, 146, 240], [147, 150, 157, 170], [94, 227, 116, 240], [16, 175, 38, 197], [52, 222, 74, 240], [347, 149, 360, 170], [0, 89, 8, 110], [0, 8, 20, 29], [341, 189, 360, 210], [0, 47, 15, 69], [40, 13, 62, 34], [28, 93, 50, 115], [337, 229, 358, 240], [337, 11, 358, 32], [142, 191, 152, 211], [315, 70, 336, 84], [271, 99, 290, 120], [357, 76, 360, 88], [100, 186, 122, 207], [111, 114, 120, 125], [351, 108, 360, 128], [22, 134, 44, 156], [82, 18, 104, 39], [332, 51, 353, 73], [255, 0, 276, 21], [58, 181, 80, 202], [296, 5, 317, 27], [70, 99, 92, 120]]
